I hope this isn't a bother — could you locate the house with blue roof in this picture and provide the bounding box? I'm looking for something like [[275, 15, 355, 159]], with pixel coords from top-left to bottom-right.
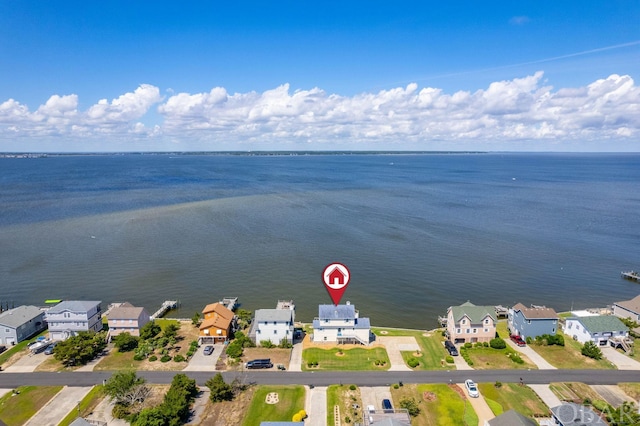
[[312, 302, 371, 345]]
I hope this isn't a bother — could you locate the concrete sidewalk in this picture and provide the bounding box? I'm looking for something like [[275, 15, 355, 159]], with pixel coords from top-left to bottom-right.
[[25, 386, 92, 426]]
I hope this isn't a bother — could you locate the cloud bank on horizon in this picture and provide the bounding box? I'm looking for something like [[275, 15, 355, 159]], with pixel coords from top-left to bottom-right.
[[1, 72, 638, 152]]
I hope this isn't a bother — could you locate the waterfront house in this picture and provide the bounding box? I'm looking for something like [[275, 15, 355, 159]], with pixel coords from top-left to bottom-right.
[[612, 294, 640, 322], [312, 302, 371, 345], [563, 315, 628, 345], [106, 302, 151, 340], [508, 303, 559, 339], [446, 301, 496, 344], [199, 302, 235, 343], [45, 301, 103, 341], [485, 409, 537, 426], [249, 300, 295, 346], [0, 305, 46, 346], [550, 403, 607, 425]]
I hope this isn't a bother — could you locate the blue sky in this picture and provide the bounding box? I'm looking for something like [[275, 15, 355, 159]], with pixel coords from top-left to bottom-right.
[[1, 1, 639, 152]]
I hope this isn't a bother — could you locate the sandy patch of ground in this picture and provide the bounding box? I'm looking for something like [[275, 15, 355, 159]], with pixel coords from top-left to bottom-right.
[[198, 386, 257, 425]]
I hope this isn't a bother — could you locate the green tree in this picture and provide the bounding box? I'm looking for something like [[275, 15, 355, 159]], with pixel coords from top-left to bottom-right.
[[104, 370, 151, 407], [206, 373, 234, 402], [132, 407, 167, 426], [581, 341, 603, 360], [399, 397, 421, 417], [225, 340, 243, 358], [140, 321, 162, 340], [163, 323, 180, 339], [191, 312, 201, 326], [53, 331, 107, 366], [489, 337, 506, 349], [171, 374, 198, 400], [113, 332, 139, 352]]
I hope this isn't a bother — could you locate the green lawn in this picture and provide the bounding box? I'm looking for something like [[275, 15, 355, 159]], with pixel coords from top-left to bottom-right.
[[58, 385, 104, 426], [241, 385, 305, 426], [528, 332, 616, 369], [462, 346, 537, 370], [373, 327, 452, 370], [390, 383, 478, 426], [0, 386, 63, 426], [302, 347, 390, 371], [478, 383, 549, 418], [326, 384, 362, 425]]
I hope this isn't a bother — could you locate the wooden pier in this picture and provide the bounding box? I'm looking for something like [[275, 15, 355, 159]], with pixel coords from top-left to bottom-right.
[[220, 297, 238, 311], [622, 271, 640, 282], [151, 300, 179, 320]]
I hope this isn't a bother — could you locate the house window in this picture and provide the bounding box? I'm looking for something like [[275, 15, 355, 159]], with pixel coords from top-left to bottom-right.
[[568, 323, 572, 329], [456, 328, 461, 334], [484, 328, 489, 333], [528, 320, 531, 324], [274, 330, 277, 334], [552, 328, 555, 333], [485, 319, 489, 324], [466, 329, 470, 334], [273, 321, 276, 325], [462, 319, 466, 325], [473, 329, 477, 334]]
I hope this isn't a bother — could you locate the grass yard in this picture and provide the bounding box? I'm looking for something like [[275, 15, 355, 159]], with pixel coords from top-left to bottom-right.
[[390, 383, 478, 426], [462, 346, 537, 370], [302, 347, 390, 371], [619, 383, 640, 400], [0, 386, 63, 426], [58, 385, 104, 426], [372, 327, 453, 370], [241, 385, 305, 426], [478, 383, 549, 418], [326, 384, 363, 425], [528, 332, 616, 369], [496, 321, 509, 338]]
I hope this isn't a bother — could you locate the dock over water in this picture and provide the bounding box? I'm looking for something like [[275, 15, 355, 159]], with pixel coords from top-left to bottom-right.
[[151, 300, 179, 319], [622, 271, 640, 282]]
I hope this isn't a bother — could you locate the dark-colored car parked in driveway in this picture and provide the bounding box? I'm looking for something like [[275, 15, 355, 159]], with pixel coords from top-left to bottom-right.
[[444, 340, 458, 356], [382, 398, 393, 412]]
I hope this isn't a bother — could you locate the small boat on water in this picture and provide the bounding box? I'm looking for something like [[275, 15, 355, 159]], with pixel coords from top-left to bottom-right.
[[621, 271, 640, 282]]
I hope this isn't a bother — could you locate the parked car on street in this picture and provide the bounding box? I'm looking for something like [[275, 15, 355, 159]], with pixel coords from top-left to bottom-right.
[[465, 379, 479, 398], [510, 335, 526, 346]]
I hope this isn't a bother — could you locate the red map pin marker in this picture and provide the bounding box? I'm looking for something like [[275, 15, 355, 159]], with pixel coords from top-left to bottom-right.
[[322, 262, 350, 305]]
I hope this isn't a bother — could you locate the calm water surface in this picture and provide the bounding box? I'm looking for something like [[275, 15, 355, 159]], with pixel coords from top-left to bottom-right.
[[1, 153, 639, 327]]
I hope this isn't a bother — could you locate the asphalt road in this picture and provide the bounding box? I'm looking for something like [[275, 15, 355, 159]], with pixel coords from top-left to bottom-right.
[[1, 369, 639, 388]]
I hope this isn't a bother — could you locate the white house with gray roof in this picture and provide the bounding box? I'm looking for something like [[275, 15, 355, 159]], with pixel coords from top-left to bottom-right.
[[447, 301, 497, 344], [45, 300, 102, 341], [564, 315, 628, 345], [249, 300, 295, 346], [0, 305, 47, 346], [312, 302, 371, 345]]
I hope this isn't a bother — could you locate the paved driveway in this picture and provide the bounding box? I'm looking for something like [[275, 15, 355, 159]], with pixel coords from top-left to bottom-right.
[[591, 385, 635, 407], [183, 343, 224, 371], [460, 382, 494, 426], [529, 384, 562, 409], [376, 336, 419, 371], [3, 351, 48, 372], [24, 386, 92, 426], [601, 346, 640, 370], [289, 341, 303, 372], [505, 339, 556, 369], [360, 386, 392, 411], [305, 385, 328, 426]]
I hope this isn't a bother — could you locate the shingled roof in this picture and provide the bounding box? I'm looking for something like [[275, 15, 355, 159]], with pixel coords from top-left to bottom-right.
[[569, 315, 628, 333], [512, 303, 558, 319], [449, 301, 496, 323], [614, 295, 640, 315]]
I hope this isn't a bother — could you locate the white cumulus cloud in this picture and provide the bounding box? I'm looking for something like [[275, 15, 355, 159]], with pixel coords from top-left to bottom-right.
[[0, 74, 639, 150]]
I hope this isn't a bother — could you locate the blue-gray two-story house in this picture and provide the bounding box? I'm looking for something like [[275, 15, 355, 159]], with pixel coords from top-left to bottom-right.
[[508, 303, 559, 339]]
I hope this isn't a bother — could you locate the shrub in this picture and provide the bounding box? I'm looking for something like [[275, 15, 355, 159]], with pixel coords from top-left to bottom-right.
[[349, 384, 357, 391], [399, 397, 421, 417], [483, 342, 489, 347], [494, 381, 502, 388], [581, 341, 603, 360], [490, 338, 506, 349], [149, 355, 158, 362], [509, 352, 524, 364], [173, 354, 185, 362], [464, 342, 472, 349], [445, 355, 454, 364], [407, 357, 420, 368], [226, 341, 243, 358], [113, 333, 140, 352], [160, 355, 171, 362], [260, 340, 276, 348], [393, 384, 399, 389], [133, 354, 145, 361], [112, 403, 130, 419], [292, 413, 303, 422]]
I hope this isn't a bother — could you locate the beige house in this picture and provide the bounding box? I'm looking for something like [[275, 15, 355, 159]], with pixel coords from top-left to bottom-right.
[[199, 302, 235, 343], [447, 301, 497, 343], [106, 302, 151, 340], [613, 294, 640, 322]]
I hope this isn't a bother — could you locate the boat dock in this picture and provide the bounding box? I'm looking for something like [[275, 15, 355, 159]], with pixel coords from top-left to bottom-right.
[[622, 271, 640, 282], [220, 297, 238, 311], [151, 300, 179, 319]]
